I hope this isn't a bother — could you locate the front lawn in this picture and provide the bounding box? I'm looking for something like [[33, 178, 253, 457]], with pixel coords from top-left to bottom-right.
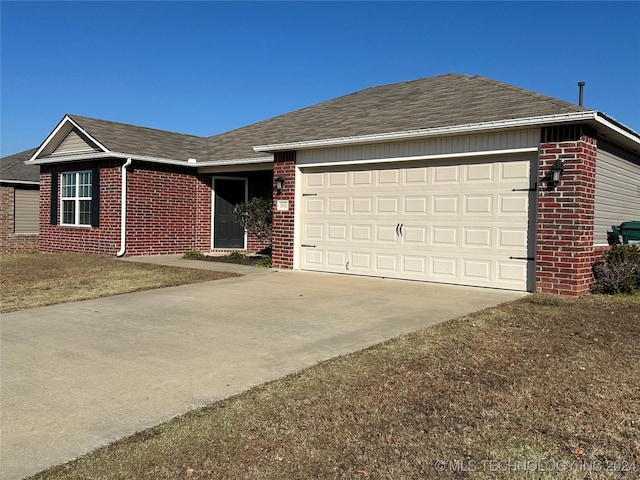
[[29, 294, 640, 479], [0, 253, 238, 313]]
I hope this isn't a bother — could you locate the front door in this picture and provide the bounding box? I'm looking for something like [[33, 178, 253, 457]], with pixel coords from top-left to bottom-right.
[[213, 178, 246, 248]]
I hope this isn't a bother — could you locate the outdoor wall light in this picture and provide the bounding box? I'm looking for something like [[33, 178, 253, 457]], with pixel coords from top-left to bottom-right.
[[548, 159, 565, 188], [275, 176, 285, 194]]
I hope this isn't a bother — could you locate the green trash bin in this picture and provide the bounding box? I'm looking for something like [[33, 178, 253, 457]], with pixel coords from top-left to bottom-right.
[[612, 221, 640, 245]]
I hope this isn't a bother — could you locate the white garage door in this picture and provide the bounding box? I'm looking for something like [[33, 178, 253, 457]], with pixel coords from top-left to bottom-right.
[[300, 158, 535, 291]]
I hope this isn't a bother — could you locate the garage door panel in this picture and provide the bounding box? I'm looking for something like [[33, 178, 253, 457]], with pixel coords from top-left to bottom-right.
[[327, 224, 347, 241], [402, 256, 427, 274], [352, 197, 373, 214], [498, 260, 528, 283], [376, 225, 398, 243], [463, 227, 492, 248], [350, 252, 372, 270], [377, 169, 400, 186], [464, 195, 493, 215], [432, 196, 459, 214], [465, 163, 494, 183], [352, 170, 373, 186], [433, 165, 459, 183], [403, 196, 428, 214], [501, 161, 530, 181], [404, 167, 428, 184], [431, 257, 458, 277], [328, 172, 348, 186], [301, 158, 534, 291], [432, 227, 458, 246], [351, 224, 372, 242], [499, 195, 528, 215], [376, 197, 400, 214], [305, 197, 325, 213]]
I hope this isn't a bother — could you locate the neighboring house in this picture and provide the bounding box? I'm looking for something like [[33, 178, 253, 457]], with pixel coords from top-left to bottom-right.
[[0, 148, 40, 253], [25, 74, 640, 295]]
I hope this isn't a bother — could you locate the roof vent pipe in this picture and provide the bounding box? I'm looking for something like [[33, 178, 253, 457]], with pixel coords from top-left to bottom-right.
[[578, 81, 585, 106]]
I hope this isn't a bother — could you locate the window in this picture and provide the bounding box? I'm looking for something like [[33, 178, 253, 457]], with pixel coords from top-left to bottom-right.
[[61, 171, 92, 226]]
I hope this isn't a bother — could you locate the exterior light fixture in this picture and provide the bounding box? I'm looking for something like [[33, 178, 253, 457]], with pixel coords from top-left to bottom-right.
[[548, 160, 564, 188], [275, 175, 285, 194]]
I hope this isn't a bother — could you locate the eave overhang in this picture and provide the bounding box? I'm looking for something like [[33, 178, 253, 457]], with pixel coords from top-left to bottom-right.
[[254, 111, 640, 155]]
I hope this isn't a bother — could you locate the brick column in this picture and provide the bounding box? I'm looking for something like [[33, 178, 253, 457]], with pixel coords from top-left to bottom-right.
[[536, 131, 597, 295], [271, 151, 296, 269]]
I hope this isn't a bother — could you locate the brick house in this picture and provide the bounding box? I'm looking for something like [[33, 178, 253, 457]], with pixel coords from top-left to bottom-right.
[[24, 74, 640, 295], [0, 148, 39, 253]]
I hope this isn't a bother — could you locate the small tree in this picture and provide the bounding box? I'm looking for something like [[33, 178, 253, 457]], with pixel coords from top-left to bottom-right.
[[233, 197, 272, 247]]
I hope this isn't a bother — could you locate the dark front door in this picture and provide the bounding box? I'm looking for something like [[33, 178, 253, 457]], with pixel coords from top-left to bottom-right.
[[214, 178, 246, 248]]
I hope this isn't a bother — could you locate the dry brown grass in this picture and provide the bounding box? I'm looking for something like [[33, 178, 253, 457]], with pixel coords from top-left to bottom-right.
[[28, 293, 640, 479], [0, 253, 238, 313]]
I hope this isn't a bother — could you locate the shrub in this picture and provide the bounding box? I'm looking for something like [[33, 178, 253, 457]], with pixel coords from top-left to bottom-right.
[[255, 256, 272, 268], [227, 251, 246, 261], [233, 198, 272, 246], [183, 250, 205, 260], [592, 244, 640, 294]]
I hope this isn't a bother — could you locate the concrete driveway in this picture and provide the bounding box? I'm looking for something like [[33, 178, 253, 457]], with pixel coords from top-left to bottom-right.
[[1, 267, 525, 479]]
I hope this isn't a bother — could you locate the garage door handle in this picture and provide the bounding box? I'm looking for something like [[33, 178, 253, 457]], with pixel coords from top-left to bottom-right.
[[302, 244, 316, 248], [396, 223, 404, 236], [399, 224, 403, 236], [509, 256, 534, 261]]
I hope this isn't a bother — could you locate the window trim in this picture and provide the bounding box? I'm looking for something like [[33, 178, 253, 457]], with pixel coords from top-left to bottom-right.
[[60, 171, 93, 227]]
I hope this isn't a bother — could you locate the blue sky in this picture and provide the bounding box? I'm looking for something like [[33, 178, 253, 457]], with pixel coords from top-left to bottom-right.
[[1, 1, 639, 157]]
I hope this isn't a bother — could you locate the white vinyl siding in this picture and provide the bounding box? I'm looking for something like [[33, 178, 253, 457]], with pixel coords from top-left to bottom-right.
[[299, 155, 536, 291], [594, 146, 640, 245], [297, 129, 540, 166], [52, 129, 99, 155], [14, 189, 39, 234], [61, 171, 92, 226]]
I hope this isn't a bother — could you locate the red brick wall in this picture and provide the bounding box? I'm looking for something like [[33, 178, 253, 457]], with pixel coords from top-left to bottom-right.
[[0, 185, 39, 254], [536, 134, 598, 295], [40, 160, 210, 256], [271, 152, 296, 268], [125, 164, 211, 255], [40, 161, 122, 254]]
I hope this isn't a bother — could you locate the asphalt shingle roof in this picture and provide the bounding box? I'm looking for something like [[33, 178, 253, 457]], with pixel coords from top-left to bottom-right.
[[0, 148, 39, 182], [45, 74, 590, 164], [66, 115, 206, 161], [200, 73, 587, 161]]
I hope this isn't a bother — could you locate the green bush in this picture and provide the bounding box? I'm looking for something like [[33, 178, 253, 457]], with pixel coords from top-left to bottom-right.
[[233, 198, 272, 245], [255, 256, 272, 268], [227, 251, 246, 261], [592, 244, 640, 294], [183, 250, 205, 260]]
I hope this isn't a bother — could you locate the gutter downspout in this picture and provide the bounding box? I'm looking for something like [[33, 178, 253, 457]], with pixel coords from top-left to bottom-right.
[[116, 158, 132, 257]]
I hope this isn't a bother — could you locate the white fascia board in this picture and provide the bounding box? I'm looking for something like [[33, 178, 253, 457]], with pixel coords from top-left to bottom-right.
[[298, 147, 539, 169], [195, 157, 273, 167], [27, 151, 196, 167], [27, 115, 109, 163], [253, 111, 600, 152], [594, 113, 640, 147], [0, 179, 40, 185], [27, 150, 274, 169]]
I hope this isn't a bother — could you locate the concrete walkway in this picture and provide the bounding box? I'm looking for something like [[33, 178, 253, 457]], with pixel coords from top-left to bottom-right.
[[1, 263, 526, 480]]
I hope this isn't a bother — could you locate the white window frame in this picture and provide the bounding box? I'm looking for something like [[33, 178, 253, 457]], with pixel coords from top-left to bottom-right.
[[60, 171, 92, 226]]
